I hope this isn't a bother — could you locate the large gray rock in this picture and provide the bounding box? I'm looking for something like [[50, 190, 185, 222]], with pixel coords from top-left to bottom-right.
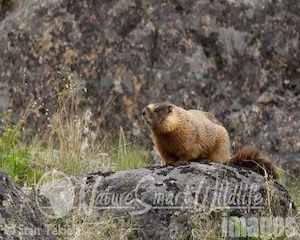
[[29, 162, 297, 240], [0, 0, 20, 21], [0, 169, 55, 240], [0, 0, 299, 176], [230, 89, 300, 181]]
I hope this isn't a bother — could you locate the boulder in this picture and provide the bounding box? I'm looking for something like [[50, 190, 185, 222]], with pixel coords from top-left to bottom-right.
[[0, 0, 299, 176], [0, 168, 55, 240], [230, 89, 300, 182], [0, 0, 22, 21], [29, 162, 297, 240]]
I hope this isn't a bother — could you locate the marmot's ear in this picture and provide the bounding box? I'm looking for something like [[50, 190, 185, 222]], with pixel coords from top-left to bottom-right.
[[168, 105, 172, 113]]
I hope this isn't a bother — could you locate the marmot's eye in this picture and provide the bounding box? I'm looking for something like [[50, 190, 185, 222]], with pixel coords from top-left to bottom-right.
[[154, 108, 160, 113]]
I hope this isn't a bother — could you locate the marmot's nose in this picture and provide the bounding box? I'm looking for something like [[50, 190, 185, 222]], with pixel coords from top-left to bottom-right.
[[142, 108, 146, 116]]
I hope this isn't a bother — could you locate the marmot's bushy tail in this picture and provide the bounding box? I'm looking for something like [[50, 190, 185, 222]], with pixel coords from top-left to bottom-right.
[[229, 148, 278, 179]]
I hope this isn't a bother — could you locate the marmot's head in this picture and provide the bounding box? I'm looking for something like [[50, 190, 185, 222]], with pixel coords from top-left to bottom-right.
[[142, 102, 177, 132]]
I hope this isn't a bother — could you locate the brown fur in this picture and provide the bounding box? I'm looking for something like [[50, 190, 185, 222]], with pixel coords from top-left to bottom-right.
[[230, 148, 278, 179], [143, 102, 278, 179]]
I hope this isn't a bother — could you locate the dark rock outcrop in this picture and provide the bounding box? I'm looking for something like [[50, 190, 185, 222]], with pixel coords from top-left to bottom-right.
[[29, 162, 297, 240], [0, 0, 299, 176], [0, 0, 24, 21], [0, 169, 55, 240], [230, 89, 300, 181]]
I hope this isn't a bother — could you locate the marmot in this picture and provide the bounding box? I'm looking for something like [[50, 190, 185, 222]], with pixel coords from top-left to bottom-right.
[[142, 102, 278, 179]]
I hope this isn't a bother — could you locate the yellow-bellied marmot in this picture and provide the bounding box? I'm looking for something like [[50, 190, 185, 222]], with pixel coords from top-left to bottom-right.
[[142, 102, 278, 179]]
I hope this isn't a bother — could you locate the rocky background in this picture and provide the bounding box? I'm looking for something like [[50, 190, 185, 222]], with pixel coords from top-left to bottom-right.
[[0, 0, 299, 177]]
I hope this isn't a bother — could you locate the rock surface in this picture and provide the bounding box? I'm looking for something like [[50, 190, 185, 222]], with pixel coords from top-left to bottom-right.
[[0, 0, 299, 176], [0, 0, 21, 21], [230, 89, 300, 180], [0, 169, 55, 240], [29, 162, 297, 240]]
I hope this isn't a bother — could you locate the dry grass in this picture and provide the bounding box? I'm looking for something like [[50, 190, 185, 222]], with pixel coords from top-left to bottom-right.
[[0, 68, 149, 239], [47, 211, 137, 240], [18, 69, 149, 183]]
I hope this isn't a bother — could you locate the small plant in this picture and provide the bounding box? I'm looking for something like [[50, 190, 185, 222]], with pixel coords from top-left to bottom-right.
[[0, 109, 43, 185]]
